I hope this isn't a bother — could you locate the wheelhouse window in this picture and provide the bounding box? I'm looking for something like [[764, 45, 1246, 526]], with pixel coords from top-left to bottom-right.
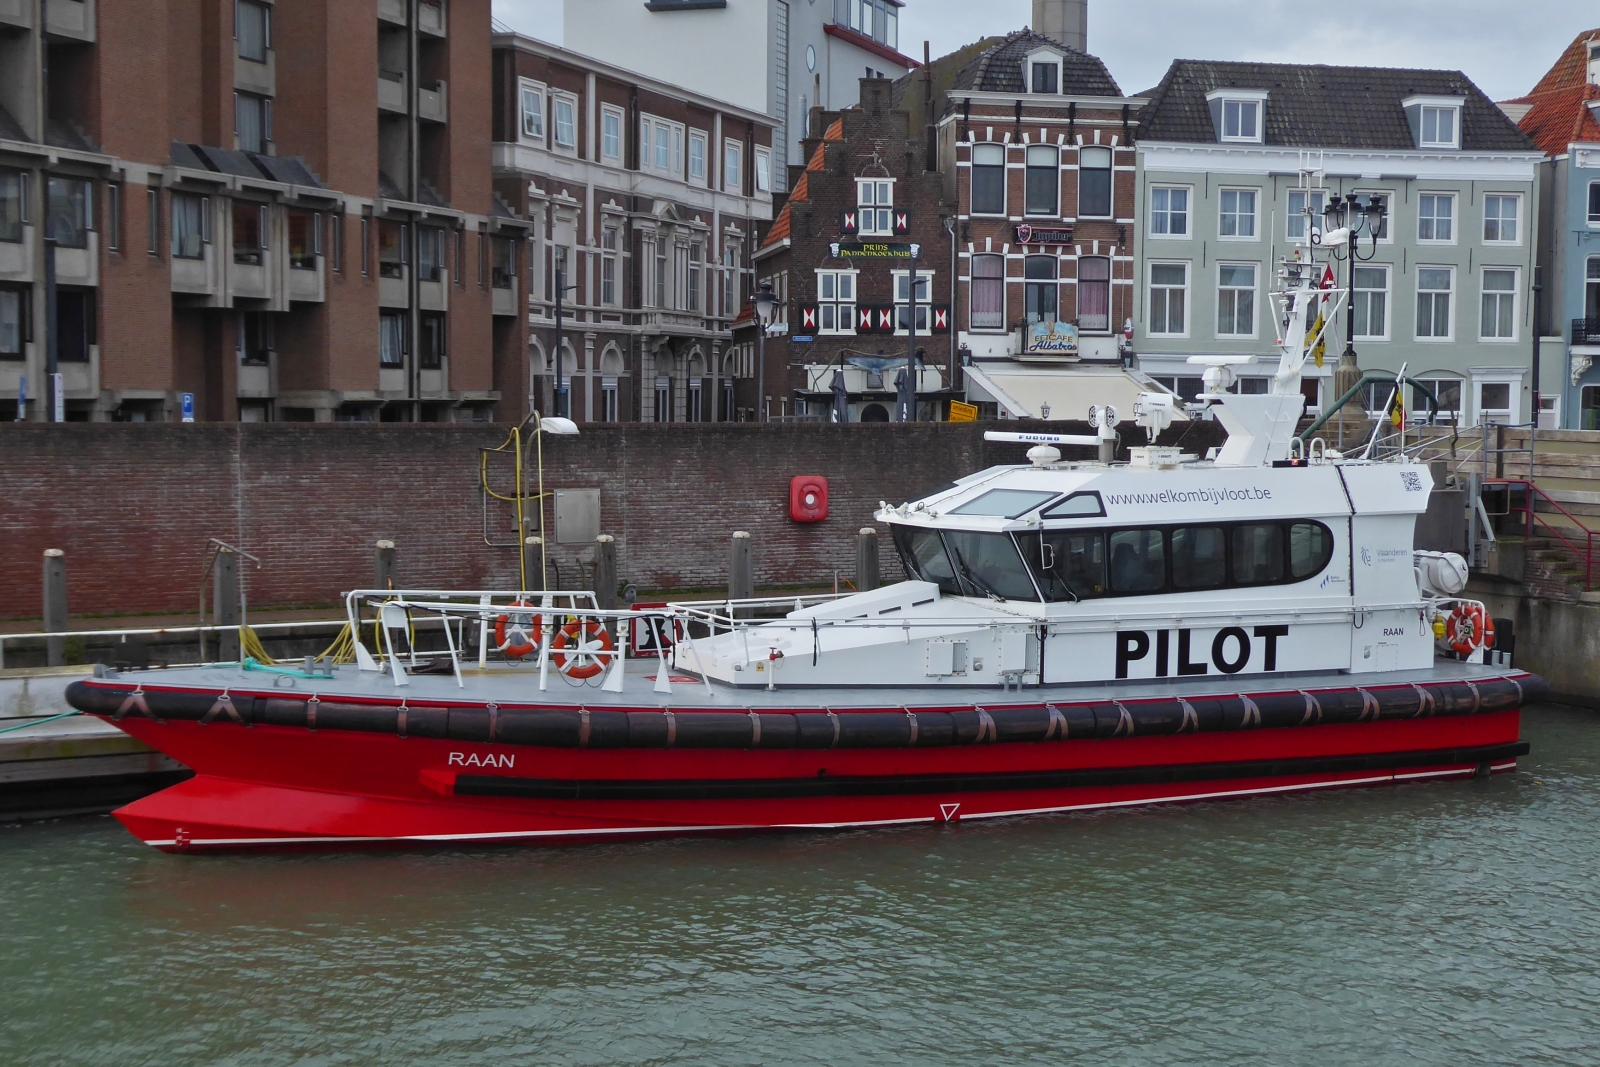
[[1077, 146, 1111, 219], [233, 201, 267, 265], [1078, 256, 1111, 332], [1149, 186, 1187, 237], [970, 144, 1005, 215], [1109, 529, 1165, 594], [0, 169, 24, 242], [1148, 262, 1187, 336], [46, 178, 91, 248], [171, 193, 208, 259], [1171, 527, 1227, 590], [970, 254, 1004, 330], [950, 489, 1058, 518], [1024, 255, 1057, 324], [1025, 145, 1058, 216], [1231, 525, 1284, 584]]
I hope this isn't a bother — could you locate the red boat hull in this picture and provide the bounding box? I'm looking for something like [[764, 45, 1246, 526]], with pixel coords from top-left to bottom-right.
[[97, 709, 1525, 851]]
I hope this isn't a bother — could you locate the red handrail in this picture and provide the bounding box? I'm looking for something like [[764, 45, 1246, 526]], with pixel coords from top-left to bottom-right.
[[1491, 478, 1599, 589]]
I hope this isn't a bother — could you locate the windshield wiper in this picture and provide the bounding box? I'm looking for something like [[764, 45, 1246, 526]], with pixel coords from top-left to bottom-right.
[[946, 542, 1005, 601]]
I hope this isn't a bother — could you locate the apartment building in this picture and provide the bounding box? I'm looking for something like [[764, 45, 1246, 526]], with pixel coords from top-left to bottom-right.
[[490, 31, 775, 423], [562, 0, 918, 194], [0, 0, 521, 423], [1133, 61, 1543, 427], [1505, 28, 1600, 429]]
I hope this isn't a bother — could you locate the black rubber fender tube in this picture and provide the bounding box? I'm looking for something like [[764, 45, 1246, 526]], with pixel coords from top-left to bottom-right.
[[1315, 688, 1369, 723], [673, 712, 759, 749], [987, 704, 1054, 744], [1121, 699, 1186, 736], [836, 711, 914, 748], [1251, 692, 1314, 728], [910, 710, 956, 747]]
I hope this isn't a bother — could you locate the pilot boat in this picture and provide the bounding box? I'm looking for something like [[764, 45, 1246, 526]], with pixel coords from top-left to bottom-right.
[[68, 242, 1540, 852]]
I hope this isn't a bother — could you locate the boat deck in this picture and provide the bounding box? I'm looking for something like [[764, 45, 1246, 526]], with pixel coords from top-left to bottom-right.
[[96, 656, 1529, 710]]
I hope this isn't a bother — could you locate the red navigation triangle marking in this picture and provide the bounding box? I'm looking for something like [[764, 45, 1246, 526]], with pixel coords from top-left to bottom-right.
[[940, 803, 961, 822]]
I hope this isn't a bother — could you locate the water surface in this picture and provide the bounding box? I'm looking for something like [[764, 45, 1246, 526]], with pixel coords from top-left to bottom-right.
[[3, 704, 1597, 1066]]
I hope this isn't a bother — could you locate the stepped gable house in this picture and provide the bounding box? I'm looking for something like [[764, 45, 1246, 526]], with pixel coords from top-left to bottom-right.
[[752, 75, 953, 422], [490, 32, 775, 424]]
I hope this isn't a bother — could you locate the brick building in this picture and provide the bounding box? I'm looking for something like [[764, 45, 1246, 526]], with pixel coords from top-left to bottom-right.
[[489, 32, 775, 424], [0, 0, 522, 423], [752, 75, 954, 422], [935, 27, 1147, 419]]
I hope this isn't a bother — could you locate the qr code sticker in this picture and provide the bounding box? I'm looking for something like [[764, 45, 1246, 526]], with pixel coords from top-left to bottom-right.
[[1400, 471, 1424, 492]]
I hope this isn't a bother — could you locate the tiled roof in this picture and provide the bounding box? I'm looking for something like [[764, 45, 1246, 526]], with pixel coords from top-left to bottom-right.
[[1504, 28, 1600, 156], [947, 29, 1122, 100], [760, 118, 844, 251], [1139, 60, 1534, 152]]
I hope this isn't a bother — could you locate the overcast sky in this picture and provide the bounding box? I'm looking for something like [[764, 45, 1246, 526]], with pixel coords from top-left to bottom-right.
[[494, 0, 1596, 102]]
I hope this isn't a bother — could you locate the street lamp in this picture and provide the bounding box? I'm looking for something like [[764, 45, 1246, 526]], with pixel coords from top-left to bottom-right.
[[529, 411, 578, 591], [752, 279, 778, 422], [1317, 193, 1388, 422]]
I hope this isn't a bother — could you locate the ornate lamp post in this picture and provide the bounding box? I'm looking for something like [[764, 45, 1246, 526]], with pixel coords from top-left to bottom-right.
[[752, 279, 778, 422], [1318, 193, 1387, 429]]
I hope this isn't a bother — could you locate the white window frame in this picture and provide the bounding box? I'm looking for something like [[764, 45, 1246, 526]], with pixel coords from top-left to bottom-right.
[[1024, 144, 1059, 217], [1417, 192, 1456, 244], [1482, 193, 1521, 245], [754, 146, 772, 194], [857, 178, 896, 236], [1415, 265, 1455, 342], [1148, 185, 1190, 239], [969, 143, 1006, 217], [1215, 261, 1258, 339], [968, 253, 1005, 332], [600, 376, 619, 422], [815, 268, 858, 335], [1286, 189, 1325, 244], [1217, 187, 1258, 240], [1420, 106, 1461, 149], [1025, 50, 1062, 96], [1589, 180, 1600, 227], [551, 91, 578, 151], [1351, 263, 1391, 342], [600, 223, 619, 306], [723, 140, 743, 193], [641, 231, 660, 309], [1471, 372, 1521, 427], [1353, 190, 1394, 244], [1146, 260, 1189, 338], [518, 79, 545, 144], [1207, 89, 1267, 144], [689, 130, 707, 184], [1479, 266, 1520, 342], [891, 269, 935, 335], [600, 105, 623, 163], [641, 115, 685, 179]]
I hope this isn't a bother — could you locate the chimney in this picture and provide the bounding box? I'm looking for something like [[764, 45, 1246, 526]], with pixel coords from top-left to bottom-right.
[[1033, 0, 1087, 52]]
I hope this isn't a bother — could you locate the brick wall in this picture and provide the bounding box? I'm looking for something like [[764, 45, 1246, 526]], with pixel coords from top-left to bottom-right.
[[0, 421, 1218, 618]]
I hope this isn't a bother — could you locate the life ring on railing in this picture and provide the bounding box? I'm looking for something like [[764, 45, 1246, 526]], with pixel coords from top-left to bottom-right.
[[551, 620, 614, 680], [1445, 604, 1495, 655], [494, 602, 542, 659]]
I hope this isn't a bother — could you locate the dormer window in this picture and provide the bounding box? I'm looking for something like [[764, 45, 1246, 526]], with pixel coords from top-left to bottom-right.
[[1403, 96, 1464, 150], [1206, 90, 1267, 144], [1024, 49, 1062, 95]]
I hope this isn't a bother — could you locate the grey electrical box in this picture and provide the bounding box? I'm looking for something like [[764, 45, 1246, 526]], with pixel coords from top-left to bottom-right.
[[553, 489, 601, 544]]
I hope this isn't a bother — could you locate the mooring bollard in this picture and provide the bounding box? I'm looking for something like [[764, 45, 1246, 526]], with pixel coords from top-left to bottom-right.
[[730, 531, 754, 606], [856, 528, 880, 592], [43, 549, 66, 667], [523, 536, 545, 592], [214, 547, 241, 662], [374, 539, 396, 589]]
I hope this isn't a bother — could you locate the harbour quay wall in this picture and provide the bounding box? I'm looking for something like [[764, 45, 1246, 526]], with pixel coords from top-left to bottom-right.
[[0, 422, 1222, 619]]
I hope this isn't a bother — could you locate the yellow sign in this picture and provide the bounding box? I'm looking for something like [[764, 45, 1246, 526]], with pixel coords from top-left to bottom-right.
[[949, 400, 978, 423]]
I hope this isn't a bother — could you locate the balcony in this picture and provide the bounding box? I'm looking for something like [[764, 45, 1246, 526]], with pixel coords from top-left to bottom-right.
[[234, 50, 275, 97], [378, 70, 407, 114], [45, 0, 93, 42], [288, 260, 325, 303], [418, 80, 448, 124], [55, 232, 98, 287], [492, 280, 518, 317], [377, 0, 406, 26], [379, 263, 408, 308], [0, 0, 32, 30], [171, 243, 217, 297], [0, 224, 34, 279], [1574, 318, 1600, 346], [418, 0, 446, 36]]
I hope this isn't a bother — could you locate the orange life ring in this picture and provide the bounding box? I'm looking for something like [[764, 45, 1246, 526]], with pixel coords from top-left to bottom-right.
[[1445, 604, 1495, 655], [494, 603, 542, 659], [551, 620, 615, 680]]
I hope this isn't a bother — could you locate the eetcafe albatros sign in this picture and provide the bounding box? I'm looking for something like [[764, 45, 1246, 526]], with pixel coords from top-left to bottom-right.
[[830, 241, 921, 260], [1014, 224, 1073, 245]]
